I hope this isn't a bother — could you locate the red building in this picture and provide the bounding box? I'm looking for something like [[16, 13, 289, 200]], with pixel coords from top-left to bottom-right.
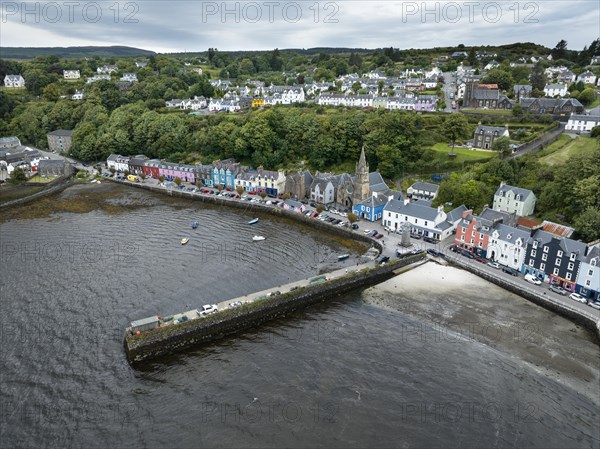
[[143, 159, 160, 179], [455, 208, 515, 257]]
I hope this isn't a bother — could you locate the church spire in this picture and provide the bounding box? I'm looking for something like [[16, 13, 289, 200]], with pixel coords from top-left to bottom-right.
[[353, 145, 370, 203], [356, 145, 367, 173]]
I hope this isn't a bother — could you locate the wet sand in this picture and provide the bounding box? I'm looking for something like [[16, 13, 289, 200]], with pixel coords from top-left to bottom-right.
[[365, 262, 600, 404]]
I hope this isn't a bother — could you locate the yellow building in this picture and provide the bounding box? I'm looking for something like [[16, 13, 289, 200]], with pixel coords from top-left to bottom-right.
[[251, 97, 265, 108]]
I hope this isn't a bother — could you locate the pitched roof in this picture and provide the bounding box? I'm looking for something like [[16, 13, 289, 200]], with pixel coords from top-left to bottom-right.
[[47, 129, 73, 137], [495, 183, 534, 201], [410, 181, 439, 193], [383, 199, 439, 221]]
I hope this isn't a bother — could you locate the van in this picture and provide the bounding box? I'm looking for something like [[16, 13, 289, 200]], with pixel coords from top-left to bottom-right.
[[127, 175, 138, 182], [524, 274, 541, 285]]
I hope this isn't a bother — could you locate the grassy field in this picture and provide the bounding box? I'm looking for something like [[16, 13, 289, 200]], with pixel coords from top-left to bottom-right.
[[428, 143, 498, 163], [27, 174, 57, 183], [538, 135, 598, 166]]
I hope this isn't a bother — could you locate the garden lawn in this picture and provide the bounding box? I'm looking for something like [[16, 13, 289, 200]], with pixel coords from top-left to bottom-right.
[[538, 135, 597, 166], [429, 143, 498, 163]]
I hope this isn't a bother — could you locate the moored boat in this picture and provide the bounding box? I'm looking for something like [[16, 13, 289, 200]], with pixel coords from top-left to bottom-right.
[[252, 235, 265, 241], [337, 254, 350, 261], [248, 218, 259, 224], [181, 238, 189, 245], [192, 221, 199, 229]]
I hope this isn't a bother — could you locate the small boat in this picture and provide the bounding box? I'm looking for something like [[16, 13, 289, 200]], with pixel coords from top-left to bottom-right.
[[192, 221, 199, 229], [252, 235, 265, 241], [248, 218, 259, 225], [181, 238, 189, 245], [337, 254, 350, 261]]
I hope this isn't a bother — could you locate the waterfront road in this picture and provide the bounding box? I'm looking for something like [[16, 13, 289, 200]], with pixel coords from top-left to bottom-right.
[[103, 172, 599, 320]]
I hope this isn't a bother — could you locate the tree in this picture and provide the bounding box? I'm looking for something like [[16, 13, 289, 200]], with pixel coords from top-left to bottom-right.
[[468, 48, 477, 66], [347, 212, 358, 224], [578, 88, 595, 105], [174, 177, 182, 186], [9, 167, 27, 185], [441, 114, 470, 153], [259, 190, 267, 199], [530, 62, 545, 91], [236, 186, 245, 195], [481, 68, 513, 91], [139, 172, 146, 182], [375, 144, 402, 178], [512, 103, 523, 117], [590, 125, 600, 138], [158, 175, 165, 183], [109, 167, 116, 175], [492, 136, 511, 159], [574, 207, 600, 241], [281, 193, 291, 200], [316, 204, 324, 213], [217, 184, 223, 192], [551, 40, 568, 60]]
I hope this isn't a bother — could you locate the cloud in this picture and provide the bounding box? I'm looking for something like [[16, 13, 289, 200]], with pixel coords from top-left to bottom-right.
[[0, 1, 597, 52]]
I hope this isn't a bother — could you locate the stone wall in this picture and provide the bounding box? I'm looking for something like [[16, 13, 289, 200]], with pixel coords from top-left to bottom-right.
[[0, 177, 70, 209], [124, 255, 425, 363]]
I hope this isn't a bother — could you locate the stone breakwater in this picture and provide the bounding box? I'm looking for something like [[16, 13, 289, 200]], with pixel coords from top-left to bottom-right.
[[124, 255, 425, 363]]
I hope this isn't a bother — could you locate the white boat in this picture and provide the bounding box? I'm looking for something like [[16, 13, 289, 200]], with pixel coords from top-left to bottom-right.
[[337, 254, 350, 261], [248, 218, 259, 224], [180, 238, 189, 245], [252, 235, 265, 241]]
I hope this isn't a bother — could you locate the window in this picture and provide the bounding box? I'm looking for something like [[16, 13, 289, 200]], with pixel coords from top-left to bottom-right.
[[553, 268, 559, 275], [557, 250, 563, 258], [566, 273, 572, 281], [471, 231, 476, 237], [424, 221, 428, 226], [585, 280, 591, 287], [568, 262, 574, 270], [540, 263, 545, 271], [478, 242, 483, 247], [529, 258, 534, 266], [543, 246, 548, 253], [533, 241, 538, 248], [589, 269, 594, 276], [531, 250, 536, 257], [555, 258, 561, 266], [542, 254, 547, 261], [461, 236, 465, 242], [570, 253, 576, 261]]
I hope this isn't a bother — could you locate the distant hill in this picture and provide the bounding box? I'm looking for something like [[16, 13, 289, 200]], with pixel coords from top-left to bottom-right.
[[0, 46, 156, 60]]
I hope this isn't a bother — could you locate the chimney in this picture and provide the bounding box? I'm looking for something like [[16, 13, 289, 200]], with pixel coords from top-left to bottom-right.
[[404, 198, 410, 205]]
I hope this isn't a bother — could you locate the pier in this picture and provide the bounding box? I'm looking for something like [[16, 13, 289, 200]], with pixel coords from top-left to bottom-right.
[[124, 254, 426, 363]]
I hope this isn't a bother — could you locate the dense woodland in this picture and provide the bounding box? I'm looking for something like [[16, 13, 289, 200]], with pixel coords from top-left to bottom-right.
[[1, 41, 599, 240]]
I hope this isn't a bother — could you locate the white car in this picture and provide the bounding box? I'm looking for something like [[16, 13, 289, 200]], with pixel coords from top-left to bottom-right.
[[487, 262, 500, 269], [200, 304, 218, 315], [569, 292, 586, 303], [524, 274, 542, 285], [363, 229, 371, 234]]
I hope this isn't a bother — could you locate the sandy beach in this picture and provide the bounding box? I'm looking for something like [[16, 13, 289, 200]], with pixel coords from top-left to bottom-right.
[[365, 262, 600, 404]]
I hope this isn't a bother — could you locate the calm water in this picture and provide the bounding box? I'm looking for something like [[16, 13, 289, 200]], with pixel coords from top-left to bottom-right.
[[1, 184, 598, 448]]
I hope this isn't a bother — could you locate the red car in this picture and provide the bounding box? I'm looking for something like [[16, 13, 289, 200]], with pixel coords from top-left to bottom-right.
[[225, 187, 233, 191], [248, 190, 257, 195], [375, 233, 384, 239]]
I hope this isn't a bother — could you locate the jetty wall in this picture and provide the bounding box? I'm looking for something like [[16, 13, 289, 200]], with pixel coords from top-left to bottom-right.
[[124, 255, 425, 363]]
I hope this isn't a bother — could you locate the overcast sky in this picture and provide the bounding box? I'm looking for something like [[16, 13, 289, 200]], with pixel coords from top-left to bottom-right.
[[1, 1, 598, 53]]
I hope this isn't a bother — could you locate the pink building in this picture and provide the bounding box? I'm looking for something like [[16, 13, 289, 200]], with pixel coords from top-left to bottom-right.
[[158, 162, 196, 183]]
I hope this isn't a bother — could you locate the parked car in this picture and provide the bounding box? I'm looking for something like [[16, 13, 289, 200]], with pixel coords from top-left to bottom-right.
[[309, 202, 317, 208], [549, 285, 567, 295], [363, 229, 371, 234], [374, 233, 384, 239], [351, 224, 359, 230], [502, 266, 518, 276], [369, 230, 378, 237], [487, 262, 500, 269], [199, 304, 218, 315], [524, 274, 542, 285], [461, 251, 475, 259], [423, 236, 439, 244], [588, 301, 600, 310], [474, 256, 487, 263], [427, 248, 440, 257], [410, 233, 422, 240], [569, 292, 586, 303]]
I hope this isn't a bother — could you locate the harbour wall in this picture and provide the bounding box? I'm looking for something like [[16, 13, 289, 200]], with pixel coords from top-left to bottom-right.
[[124, 254, 425, 363]]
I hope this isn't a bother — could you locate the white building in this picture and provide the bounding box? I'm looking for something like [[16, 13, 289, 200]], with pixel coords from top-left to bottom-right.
[[576, 71, 597, 85], [486, 224, 530, 270], [565, 113, 600, 134], [72, 90, 84, 100], [544, 84, 567, 97], [63, 70, 80, 80], [4, 75, 25, 88], [106, 154, 130, 172], [382, 199, 467, 240]]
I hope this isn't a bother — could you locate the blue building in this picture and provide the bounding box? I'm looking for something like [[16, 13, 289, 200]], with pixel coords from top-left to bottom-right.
[[352, 194, 388, 222]]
